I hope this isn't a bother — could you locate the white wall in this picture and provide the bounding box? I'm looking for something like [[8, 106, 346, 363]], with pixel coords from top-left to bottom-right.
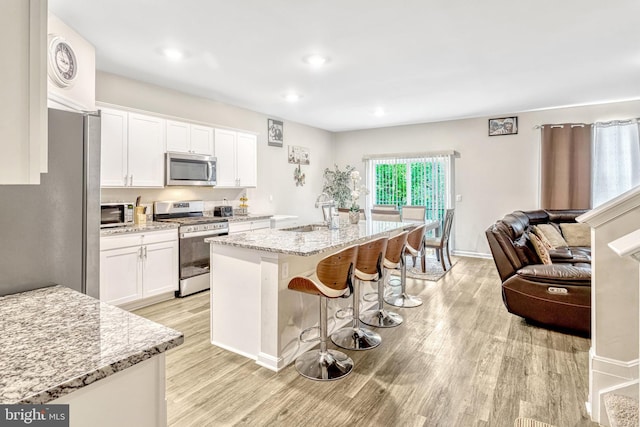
[[96, 71, 334, 223], [334, 99, 640, 256]]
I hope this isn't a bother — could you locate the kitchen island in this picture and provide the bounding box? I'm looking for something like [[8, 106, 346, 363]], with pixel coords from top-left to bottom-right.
[[0, 285, 183, 426], [206, 220, 421, 371]]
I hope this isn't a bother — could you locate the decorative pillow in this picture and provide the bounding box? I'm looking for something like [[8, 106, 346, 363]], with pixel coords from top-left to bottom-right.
[[534, 224, 569, 248], [559, 223, 591, 247], [532, 227, 554, 250], [529, 232, 552, 265]]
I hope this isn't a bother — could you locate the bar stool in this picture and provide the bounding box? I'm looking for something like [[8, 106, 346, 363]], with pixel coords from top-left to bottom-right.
[[287, 245, 359, 381], [385, 224, 426, 308], [331, 237, 387, 350], [361, 231, 408, 328]]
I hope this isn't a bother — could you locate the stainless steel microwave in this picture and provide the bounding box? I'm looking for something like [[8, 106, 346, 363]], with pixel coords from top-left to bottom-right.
[[101, 203, 134, 228], [166, 152, 217, 186]]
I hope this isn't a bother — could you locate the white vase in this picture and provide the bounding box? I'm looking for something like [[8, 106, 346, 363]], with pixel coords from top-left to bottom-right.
[[349, 210, 360, 224]]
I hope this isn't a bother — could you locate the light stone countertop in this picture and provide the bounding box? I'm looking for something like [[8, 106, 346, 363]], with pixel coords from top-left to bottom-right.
[[223, 214, 272, 222], [206, 220, 424, 256], [0, 285, 183, 404], [100, 221, 179, 236]]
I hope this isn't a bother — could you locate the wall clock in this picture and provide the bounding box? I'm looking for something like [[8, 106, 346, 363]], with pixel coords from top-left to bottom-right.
[[48, 35, 78, 88]]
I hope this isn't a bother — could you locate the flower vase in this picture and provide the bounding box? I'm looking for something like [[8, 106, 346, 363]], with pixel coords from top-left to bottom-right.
[[349, 210, 360, 224]]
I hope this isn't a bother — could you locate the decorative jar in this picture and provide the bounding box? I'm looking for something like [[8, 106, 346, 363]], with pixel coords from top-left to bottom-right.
[[349, 210, 360, 224]]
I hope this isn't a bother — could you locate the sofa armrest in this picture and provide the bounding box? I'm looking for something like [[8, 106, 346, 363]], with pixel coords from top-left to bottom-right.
[[516, 264, 591, 286]]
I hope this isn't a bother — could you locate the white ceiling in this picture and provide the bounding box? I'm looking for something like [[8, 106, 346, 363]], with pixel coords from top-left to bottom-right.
[[49, 0, 640, 132]]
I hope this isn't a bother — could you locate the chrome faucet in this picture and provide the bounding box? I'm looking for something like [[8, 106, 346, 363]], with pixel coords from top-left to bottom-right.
[[315, 192, 338, 229]]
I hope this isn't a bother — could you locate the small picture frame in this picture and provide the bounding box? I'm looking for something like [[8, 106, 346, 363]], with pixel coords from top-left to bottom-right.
[[288, 145, 310, 165], [268, 119, 284, 147], [489, 117, 518, 136]]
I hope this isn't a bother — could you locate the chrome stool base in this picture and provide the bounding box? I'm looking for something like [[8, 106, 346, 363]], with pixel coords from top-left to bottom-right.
[[384, 292, 423, 308], [360, 308, 403, 328], [331, 327, 382, 350], [295, 349, 354, 381]]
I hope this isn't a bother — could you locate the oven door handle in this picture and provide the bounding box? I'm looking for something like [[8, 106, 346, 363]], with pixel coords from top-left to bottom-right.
[[180, 230, 228, 239]]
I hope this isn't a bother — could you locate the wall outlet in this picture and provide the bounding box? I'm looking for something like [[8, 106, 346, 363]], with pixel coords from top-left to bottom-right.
[[456, 194, 462, 202], [281, 262, 289, 279]]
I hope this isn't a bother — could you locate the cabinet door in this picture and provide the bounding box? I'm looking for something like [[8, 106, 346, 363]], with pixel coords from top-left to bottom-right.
[[165, 120, 190, 153], [100, 108, 128, 187], [250, 219, 270, 231], [190, 125, 214, 155], [128, 113, 165, 187], [236, 133, 257, 187], [0, 0, 47, 185], [214, 128, 237, 187], [142, 239, 179, 298], [100, 245, 142, 306]]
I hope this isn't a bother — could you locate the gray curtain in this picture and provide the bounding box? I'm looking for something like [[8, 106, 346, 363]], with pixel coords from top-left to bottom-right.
[[540, 124, 592, 209]]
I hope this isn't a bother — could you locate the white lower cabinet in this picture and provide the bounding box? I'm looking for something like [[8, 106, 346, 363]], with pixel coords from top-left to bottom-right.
[[100, 229, 178, 307], [228, 219, 270, 234]]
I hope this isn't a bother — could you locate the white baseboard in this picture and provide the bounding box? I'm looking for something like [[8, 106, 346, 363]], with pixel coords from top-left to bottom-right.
[[590, 347, 639, 424], [451, 250, 492, 259]]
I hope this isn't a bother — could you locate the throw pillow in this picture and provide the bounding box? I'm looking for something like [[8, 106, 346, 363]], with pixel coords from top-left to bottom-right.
[[532, 227, 554, 250], [529, 232, 552, 265], [559, 223, 591, 247], [534, 224, 569, 248]]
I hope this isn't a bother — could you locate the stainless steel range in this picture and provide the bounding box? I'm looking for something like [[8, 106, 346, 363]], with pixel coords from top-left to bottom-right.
[[154, 200, 229, 297]]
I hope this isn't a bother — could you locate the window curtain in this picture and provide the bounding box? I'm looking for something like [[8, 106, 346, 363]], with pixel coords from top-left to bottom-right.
[[363, 151, 455, 224], [540, 124, 592, 209], [592, 120, 640, 207]]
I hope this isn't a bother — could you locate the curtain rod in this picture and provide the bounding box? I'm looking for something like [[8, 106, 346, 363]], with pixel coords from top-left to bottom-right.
[[362, 150, 459, 161], [533, 118, 640, 129]]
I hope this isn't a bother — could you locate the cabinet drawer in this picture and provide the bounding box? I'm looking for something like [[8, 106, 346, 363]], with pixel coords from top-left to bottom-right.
[[101, 234, 143, 251], [142, 229, 178, 245], [228, 222, 252, 234]]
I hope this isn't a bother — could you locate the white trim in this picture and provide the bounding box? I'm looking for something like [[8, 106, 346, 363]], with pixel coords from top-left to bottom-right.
[[452, 250, 492, 259], [362, 150, 459, 161], [608, 229, 640, 260], [592, 353, 639, 379], [211, 339, 258, 361], [578, 186, 640, 228]]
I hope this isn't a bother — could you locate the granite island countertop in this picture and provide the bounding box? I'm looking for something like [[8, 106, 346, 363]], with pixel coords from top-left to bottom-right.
[[0, 285, 183, 404], [206, 220, 420, 256]]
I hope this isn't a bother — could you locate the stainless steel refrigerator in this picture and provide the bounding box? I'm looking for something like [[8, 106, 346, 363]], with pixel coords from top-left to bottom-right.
[[0, 108, 101, 297]]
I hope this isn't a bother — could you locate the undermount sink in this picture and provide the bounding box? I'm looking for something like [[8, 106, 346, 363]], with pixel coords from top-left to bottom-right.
[[282, 224, 327, 232]]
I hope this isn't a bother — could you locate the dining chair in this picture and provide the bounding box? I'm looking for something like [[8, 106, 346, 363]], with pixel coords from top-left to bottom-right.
[[401, 206, 426, 223], [370, 209, 401, 222], [373, 204, 397, 211], [423, 209, 454, 271]]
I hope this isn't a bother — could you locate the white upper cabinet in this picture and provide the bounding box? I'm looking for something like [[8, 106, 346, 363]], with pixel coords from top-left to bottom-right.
[[101, 108, 165, 187], [166, 120, 213, 155], [214, 129, 257, 188], [0, 0, 47, 185], [100, 108, 128, 187], [128, 113, 165, 187]]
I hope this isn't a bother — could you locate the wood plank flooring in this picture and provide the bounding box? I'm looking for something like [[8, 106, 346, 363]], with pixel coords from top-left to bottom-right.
[[134, 257, 597, 427]]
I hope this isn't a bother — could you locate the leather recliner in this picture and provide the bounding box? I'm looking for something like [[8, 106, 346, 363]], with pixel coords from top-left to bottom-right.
[[485, 210, 591, 335]]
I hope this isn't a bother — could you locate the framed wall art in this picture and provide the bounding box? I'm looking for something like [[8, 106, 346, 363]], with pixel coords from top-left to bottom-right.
[[268, 119, 284, 147], [489, 116, 518, 136], [288, 145, 310, 165]]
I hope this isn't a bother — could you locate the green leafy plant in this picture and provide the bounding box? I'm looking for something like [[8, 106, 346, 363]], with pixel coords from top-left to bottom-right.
[[322, 164, 355, 208]]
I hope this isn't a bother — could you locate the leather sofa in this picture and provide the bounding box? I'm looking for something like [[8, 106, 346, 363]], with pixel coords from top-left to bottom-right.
[[485, 210, 591, 335]]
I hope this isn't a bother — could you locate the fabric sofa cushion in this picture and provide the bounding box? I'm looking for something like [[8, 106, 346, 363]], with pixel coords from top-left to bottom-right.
[[529, 232, 552, 265], [534, 224, 569, 248], [560, 223, 591, 247]]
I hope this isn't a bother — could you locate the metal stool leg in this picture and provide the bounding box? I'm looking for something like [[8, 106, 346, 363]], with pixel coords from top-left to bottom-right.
[[331, 279, 382, 350], [295, 296, 354, 381], [360, 270, 403, 327], [384, 256, 423, 308]]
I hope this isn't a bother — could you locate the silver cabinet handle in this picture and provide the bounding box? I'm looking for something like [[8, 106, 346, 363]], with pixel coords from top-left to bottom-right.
[[143, 246, 147, 259], [138, 246, 143, 259], [124, 175, 128, 186], [129, 175, 133, 186]]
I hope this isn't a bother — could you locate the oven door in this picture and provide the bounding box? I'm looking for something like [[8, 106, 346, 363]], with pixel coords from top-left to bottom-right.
[[179, 229, 227, 280]]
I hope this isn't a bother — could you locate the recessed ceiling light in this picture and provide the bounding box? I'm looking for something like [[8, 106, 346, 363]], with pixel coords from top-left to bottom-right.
[[374, 108, 385, 117], [304, 54, 328, 67], [284, 93, 301, 103], [163, 48, 184, 61]]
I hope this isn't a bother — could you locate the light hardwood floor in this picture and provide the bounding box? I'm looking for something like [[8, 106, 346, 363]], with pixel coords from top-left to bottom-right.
[[134, 256, 597, 427]]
